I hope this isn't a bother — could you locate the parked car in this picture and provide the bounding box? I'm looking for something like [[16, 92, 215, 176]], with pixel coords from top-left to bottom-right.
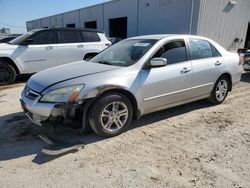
[[109, 37, 124, 45], [0, 35, 21, 43], [0, 28, 111, 84], [242, 49, 250, 71], [20, 35, 243, 137]]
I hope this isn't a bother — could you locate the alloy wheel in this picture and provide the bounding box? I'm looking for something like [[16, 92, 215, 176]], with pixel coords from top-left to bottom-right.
[[100, 101, 129, 132], [215, 79, 228, 102]]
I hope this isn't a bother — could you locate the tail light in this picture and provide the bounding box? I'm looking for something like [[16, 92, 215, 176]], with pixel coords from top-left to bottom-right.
[[239, 53, 244, 65]]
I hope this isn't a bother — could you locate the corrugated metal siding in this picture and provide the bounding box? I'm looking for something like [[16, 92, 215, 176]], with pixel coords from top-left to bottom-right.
[[62, 10, 80, 27], [197, 0, 250, 50], [50, 15, 64, 27], [40, 17, 51, 28], [103, 0, 138, 37], [138, 0, 193, 35], [79, 5, 104, 30]]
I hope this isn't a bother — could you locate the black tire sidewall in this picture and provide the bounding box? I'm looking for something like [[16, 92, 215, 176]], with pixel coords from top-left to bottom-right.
[[0, 62, 16, 85], [89, 93, 133, 137]]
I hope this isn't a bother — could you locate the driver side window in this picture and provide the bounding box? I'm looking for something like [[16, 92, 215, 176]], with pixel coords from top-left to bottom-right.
[[153, 40, 187, 64], [28, 31, 56, 45]]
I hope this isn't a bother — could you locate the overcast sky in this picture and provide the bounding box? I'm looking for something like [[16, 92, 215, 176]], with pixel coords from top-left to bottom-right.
[[0, 0, 110, 34]]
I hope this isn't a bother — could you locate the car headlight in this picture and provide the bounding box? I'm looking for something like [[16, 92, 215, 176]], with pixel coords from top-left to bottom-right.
[[40, 84, 85, 103]]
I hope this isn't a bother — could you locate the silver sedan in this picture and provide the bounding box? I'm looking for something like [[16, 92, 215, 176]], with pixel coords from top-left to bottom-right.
[[20, 35, 243, 137]]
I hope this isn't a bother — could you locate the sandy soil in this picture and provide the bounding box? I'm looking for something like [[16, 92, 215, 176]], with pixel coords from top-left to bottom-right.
[[0, 73, 250, 188]]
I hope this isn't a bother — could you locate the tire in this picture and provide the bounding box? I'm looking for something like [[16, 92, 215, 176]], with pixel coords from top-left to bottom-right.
[[208, 76, 230, 104], [89, 92, 133, 137], [0, 61, 16, 85]]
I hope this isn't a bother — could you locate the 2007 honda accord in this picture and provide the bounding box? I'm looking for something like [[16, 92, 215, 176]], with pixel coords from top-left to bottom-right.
[[20, 35, 243, 137]]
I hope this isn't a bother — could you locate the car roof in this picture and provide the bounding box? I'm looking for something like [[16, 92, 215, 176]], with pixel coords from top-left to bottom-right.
[[128, 34, 210, 41], [30, 27, 104, 33]]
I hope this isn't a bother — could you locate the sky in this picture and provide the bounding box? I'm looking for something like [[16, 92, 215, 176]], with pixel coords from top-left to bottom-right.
[[0, 0, 110, 34]]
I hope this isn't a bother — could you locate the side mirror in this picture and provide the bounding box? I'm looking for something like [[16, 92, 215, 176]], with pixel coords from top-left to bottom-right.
[[23, 39, 34, 45], [150, 58, 167, 67]]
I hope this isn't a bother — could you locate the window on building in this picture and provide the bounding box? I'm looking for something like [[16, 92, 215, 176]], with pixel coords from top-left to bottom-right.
[[85, 21, 97, 29], [82, 31, 100, 42], [153, 40, 187, 64], [29, 30, 55, 45], [66, 23, 76, 28], [58, 30, 79, 43]]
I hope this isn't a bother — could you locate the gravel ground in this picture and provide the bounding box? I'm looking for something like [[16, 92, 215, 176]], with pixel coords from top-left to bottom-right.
[[0, 73, 250, 188]]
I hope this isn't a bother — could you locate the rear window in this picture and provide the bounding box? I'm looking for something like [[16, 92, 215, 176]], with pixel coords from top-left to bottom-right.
[[58, 30, 79, 43], [189, 39, 213, 60], [210, 43, 221, 57], [82, 31, 100, 42]]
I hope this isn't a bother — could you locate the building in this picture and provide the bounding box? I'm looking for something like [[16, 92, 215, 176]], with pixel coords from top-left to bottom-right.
[[0, 28, 10, 36], [27, 0, 250, 51]]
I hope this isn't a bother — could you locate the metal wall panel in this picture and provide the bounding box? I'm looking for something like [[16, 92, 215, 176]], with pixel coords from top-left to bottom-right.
[[138, 0, 193, 35], [50, 15, 64, 28], [103, 0, 138, 37], [197, 0, 250, 50], [40, 17, 51, 28], [79, 5, 104, 30], [62, 10, 80, 27], [26, 20, 41, 31]]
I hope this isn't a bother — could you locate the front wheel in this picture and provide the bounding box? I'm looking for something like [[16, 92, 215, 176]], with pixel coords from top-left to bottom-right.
[[208, 76, 229, 104], [89, 93, 133, 137], [0, 62, 16, 85]]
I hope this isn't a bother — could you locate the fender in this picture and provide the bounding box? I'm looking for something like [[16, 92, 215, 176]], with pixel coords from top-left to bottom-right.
[[0, 56, 22, 74], [80, 84, 132, 100], [79, 84, 141, 119]]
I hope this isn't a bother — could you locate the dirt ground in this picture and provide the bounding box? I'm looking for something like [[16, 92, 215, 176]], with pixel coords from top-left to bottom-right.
[[0, 73, 250, 188]]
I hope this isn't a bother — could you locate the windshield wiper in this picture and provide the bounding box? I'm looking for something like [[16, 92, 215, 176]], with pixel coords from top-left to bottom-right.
[[97, 61, 113, 65]]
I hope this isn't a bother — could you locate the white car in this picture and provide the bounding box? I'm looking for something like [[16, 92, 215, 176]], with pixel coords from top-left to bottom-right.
[[21, 34, 243, 137], [0, 28, 111, 84]]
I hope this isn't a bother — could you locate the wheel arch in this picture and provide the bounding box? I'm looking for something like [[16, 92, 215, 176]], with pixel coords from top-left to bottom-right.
[[0, 57, 20, 74], [217, 73, 232, 91], [82, 87, 140, 120]]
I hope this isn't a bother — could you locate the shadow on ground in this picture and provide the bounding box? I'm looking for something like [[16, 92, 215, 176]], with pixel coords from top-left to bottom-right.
[[0, 74, 31, 90], [241, 72, 250, 83], [0, 99, 212, 165]]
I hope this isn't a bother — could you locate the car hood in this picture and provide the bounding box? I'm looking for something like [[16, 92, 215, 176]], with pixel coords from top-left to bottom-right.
[[0, 43, 17, 50], [28, 61, 120, 93]]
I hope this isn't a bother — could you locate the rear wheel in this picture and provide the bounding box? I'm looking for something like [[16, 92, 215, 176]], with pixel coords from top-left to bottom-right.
[[0, 61, 16, 85], [89, 93, 133, 137], [208, 76, 229, 104]]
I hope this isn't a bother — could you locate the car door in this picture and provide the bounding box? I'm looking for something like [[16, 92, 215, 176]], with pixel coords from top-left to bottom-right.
[[56, 30, 85, 66], [141, 39, 193, 113], [16, 30, 58, 73], [188, 39, 224, 97]]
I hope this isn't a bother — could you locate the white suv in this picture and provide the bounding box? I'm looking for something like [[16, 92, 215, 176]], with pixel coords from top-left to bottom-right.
[[0, 28, 111, 84]]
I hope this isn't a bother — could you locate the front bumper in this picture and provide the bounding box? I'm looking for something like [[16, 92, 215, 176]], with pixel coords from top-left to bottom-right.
[[20, 88, 90, 128], [20, 90, 56, 126]]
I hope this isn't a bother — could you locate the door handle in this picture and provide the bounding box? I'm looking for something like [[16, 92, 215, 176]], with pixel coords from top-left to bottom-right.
[[215, 61, 222, 66], [77, 44, 84, 48], [181, 67, 191, 74], [45, 46, 53, 50]]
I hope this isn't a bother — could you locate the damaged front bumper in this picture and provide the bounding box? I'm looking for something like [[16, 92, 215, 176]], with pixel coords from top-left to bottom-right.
[[20, 88, 90, 128]]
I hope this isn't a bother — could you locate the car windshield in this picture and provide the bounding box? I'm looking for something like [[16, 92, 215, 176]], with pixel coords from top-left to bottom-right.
[[91, 39, 157, 67], [8, 31, 36, 45]]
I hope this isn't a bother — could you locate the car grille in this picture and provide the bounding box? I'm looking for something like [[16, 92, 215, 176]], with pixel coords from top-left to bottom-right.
[[24, 86, 40, 100]]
